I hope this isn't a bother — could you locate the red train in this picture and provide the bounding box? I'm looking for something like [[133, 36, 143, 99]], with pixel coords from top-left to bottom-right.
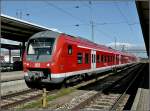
[[23, 30, 138, 88]]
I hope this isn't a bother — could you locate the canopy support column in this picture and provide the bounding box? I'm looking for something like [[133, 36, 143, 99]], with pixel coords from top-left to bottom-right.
[[8, 49, 11, 63]]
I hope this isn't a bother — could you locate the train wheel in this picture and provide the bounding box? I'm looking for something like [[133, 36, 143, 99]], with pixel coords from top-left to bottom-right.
[[84, 73, 90, 81]]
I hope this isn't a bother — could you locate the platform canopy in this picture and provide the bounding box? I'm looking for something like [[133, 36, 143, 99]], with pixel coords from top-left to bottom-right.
[[136, 0, 149, 56], [1, 14, 61, 42], [1, 43, 21, 50]]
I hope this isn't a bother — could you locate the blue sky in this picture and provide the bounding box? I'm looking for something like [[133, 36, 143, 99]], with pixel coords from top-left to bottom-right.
[[1, 0, 147, 57]]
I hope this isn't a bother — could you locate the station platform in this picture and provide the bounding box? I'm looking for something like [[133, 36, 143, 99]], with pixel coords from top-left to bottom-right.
[[1, 71, 24, 82], [1, 71, 28, 96], [131, 88, 149, 111], [131, 63, 149, 111]]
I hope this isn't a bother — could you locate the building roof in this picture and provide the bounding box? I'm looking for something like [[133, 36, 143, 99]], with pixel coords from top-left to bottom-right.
[[1, 43, 21, 50], [1, 14, 61, 42], [136, 0, 149, 56]]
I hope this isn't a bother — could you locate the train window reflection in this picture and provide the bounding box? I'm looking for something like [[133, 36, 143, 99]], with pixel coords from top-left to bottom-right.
[[27, 38, 55, 55], [77, 53, 83, 64]]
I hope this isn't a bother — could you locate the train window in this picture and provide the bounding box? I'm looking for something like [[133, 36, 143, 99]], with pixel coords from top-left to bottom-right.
[[77, 53, 82, 64], [116, 56, 118, 62], [27, 38, 55, 55], [113, 56, 115, 62], [91, 54, 93, 63], [117, 56, 119, 62], [104, 56, 107, 62], [108, 56, 110, 62], [68, 45, 72, 55], [97, 55, 100, 63], [93, 54, 95, 63], [110, 56, 111, 62], [85, 53, 89, 64], [101, 55, 103, 63], [92, 54, 95, 63], [94, 54, 96, 63], [103, 55, 105, 63]]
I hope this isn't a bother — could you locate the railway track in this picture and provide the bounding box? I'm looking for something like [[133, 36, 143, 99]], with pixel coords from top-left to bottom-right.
[[1, 89, 42, 109], [70, 63, 145, 111], [0, 63, 138, 109], [1, 88, 60, 109]]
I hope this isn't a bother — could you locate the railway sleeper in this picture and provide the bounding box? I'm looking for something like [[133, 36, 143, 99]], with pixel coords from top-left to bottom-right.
[[83, 107, 103, 111], [94, 101, 114, 106], [87, 104, 111, 109]]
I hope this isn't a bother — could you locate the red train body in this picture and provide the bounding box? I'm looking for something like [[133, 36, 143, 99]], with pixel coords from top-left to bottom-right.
[[23, 31, 138, 86]]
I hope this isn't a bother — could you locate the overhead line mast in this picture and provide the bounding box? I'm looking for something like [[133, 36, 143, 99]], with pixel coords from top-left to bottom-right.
[[89, 1, 94, 42]]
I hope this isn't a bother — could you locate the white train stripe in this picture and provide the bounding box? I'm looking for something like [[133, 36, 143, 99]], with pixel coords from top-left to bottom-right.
[[51, 63, 132, 78]]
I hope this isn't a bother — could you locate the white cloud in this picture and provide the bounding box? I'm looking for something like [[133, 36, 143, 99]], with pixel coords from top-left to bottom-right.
[[107, 42, 134, 48], [106, 42, 146, 50], [106, 42, 147, 58]]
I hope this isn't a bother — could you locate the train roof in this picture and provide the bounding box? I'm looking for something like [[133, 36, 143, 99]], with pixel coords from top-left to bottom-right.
[[75, 36, 136, 57], [29, 30, 136, 57], [29, 30, 61, 39]]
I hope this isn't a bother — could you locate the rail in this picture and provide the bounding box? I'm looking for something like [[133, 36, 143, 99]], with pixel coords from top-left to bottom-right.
[[70, 63, 143, 110]]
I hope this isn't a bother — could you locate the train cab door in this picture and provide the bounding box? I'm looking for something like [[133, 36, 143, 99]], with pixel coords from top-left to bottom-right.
[[91, 50, 96, 70]]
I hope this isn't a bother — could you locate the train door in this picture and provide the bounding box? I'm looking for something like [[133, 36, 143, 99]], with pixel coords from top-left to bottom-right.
[[119, 55, 121, 64], [91, 50, 96, 70]]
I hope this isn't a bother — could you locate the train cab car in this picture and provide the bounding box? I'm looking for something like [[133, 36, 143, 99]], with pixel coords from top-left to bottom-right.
[[23, 30, 138, 88]]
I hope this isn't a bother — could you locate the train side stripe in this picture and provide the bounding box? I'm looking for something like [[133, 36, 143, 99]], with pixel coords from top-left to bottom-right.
[[51, 63, 132, 78]]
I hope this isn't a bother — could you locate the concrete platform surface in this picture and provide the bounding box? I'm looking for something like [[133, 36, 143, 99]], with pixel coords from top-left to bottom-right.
[[1, 71, 24, 82], [131, 63, 149, 111], [131, 88, 149, 111], [1, 79, 29, 96]]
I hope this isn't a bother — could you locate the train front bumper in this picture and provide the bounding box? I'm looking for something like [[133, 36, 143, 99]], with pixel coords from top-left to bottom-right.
[[24, 72, 64, 84]]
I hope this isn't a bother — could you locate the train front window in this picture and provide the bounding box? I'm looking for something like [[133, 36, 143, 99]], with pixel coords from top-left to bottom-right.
[[27, 38, 55, 55]]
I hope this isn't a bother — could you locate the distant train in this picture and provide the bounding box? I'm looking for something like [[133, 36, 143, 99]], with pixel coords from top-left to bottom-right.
[[23, 30, 138, 88]]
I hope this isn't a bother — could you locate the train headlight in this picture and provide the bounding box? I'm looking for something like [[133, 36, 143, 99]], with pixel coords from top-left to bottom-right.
[[26, 63, 29, 66], [47, 63, 50, 67]]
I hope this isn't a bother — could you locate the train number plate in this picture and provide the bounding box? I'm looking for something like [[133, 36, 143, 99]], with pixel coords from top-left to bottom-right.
[[34, 63, 40, 67]]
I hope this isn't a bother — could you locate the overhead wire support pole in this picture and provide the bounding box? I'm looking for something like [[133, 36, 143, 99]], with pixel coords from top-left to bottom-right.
[[91, 21, 94, 42], [89, 1, 94, 42]]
